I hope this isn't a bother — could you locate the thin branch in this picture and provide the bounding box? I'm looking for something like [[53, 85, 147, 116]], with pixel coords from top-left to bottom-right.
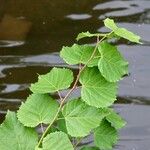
[[74, 137, 83, 149], [37, 33, 112, 148]]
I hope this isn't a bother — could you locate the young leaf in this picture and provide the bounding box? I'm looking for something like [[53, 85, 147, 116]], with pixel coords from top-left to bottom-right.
[[30, 67, 73, 93], [0, 111, 38, 150], [104, 18, 118, 31], [106, 109, 126, 129], [94, 120, 118, 149], [60, 44, 100, 67], [62, 99, 109, 137], [76, 31, 105, 41], [42, 131, 74, 150], [104, 18, 141, 43], [79, 67, 117, 108], [115, 28, 141, 44], [98, 41, 128, 82], [17, 94, 59, 127]]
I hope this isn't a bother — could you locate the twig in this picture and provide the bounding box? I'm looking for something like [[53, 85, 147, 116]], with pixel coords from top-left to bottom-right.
[[37, 33, 111, 148], [74, 137, 83, 149]]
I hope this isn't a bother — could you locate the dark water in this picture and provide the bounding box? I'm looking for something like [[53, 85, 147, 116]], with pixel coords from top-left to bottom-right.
[[0, 0, 150, 149]]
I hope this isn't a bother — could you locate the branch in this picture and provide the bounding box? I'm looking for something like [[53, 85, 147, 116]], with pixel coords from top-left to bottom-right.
[[37, 33, 110, 148], [74, 137, 83, 149]]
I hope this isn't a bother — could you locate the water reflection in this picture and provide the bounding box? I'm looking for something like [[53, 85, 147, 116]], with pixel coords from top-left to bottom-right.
[[0, 40, 24, 47], [0, 14, 31, 47], [94, 0, 150, 18], [66, 14, 91, 20], [115, 104, 150, 150], [0, 15, 31, 40]]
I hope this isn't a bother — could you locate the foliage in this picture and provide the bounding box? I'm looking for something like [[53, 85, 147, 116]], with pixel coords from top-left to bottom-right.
[[41, 131, 74, 150], [17, 94, 59, 127], [94, 120, 118, 149], [0, 18, 141, 150], [0, 111, 38, 150], [30, 67, 73, 93], [79, 67, 117, 108]]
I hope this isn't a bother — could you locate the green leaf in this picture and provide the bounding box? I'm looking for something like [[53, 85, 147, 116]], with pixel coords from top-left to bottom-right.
[[62, 99, 108, 137], [17, 94, 59, 127], [30, 67, 73, 93], [80, 147, 99, 150], [104, 18, 118, 31], [0, 111, 38, 150], [106, 109, 126, 129], [98, 41, 128, 82], [79, 67, 117, 108], [104, 18, 141, 43], [76, 31, 105, 41], [60, 44, 100, 67], [94, 120, 118, 149], [42, 131, 74, 150], [115, 28, 141, 44]]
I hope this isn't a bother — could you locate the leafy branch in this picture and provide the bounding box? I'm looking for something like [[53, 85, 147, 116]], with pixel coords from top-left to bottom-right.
[[37, 33, 109, 147], [0, 18, 141, 150]]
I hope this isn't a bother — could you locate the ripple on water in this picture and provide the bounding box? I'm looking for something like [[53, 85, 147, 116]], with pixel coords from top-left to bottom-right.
[[0, 40, 25, 48], [93, 0, 150, 18], [115, 104, 150, 150], [66, 14, 92, 20]]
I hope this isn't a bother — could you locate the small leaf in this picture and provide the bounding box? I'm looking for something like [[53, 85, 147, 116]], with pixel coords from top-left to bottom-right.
[[62, 99, 108, 137], [94, 120, 118, 149], [17, 94, 59, 127], [115, 28, 141, 44], [79, 67, 117, 108], [60, 44, 100, 67], [106, 109, 126, 129], [76, 31, 105, 41], [98, 41, 128, 82], [0, 111, 38, 150], [42, 131, 74, 150], [30, 67, 73, 93], [104, 18, 141, 43], [104, 18, 118, 31]]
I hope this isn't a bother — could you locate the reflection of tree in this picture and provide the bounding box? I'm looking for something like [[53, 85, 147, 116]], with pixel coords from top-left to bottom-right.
[[1, 0, 90, 20], [0, 15, 31, 41], [1, 0, 99, 31], [0, 0, 100, 51], [0, 0, 7, 19]]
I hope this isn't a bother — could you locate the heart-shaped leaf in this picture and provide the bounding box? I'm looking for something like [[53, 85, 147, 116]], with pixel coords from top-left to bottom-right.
[[17, 94, 59, 127], [79, 67, 117, 108]]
